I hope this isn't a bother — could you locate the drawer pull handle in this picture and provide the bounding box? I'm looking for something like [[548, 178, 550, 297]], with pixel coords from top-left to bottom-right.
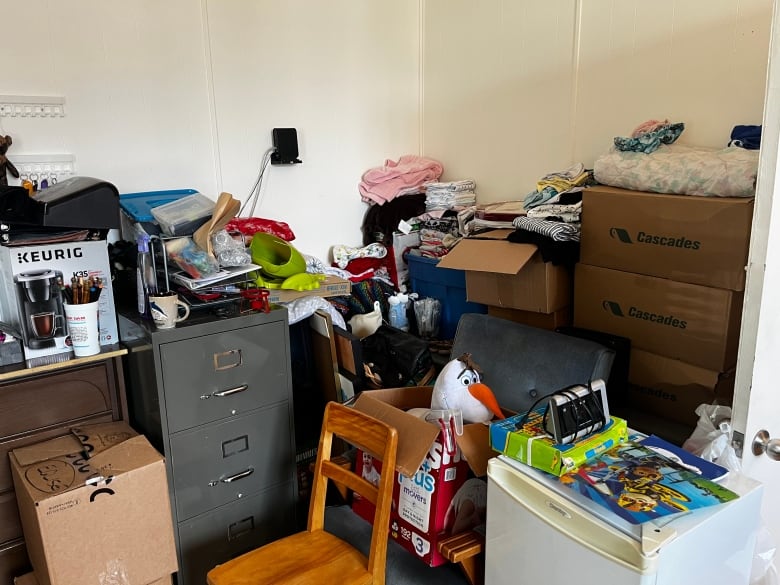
[[214, 349, 242, 371], [211, 384, 249, 398], [222, 467, 254, 483]]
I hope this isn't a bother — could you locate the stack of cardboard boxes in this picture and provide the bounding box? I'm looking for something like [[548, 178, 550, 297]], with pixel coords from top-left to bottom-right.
[[573, 185, 754, 430]]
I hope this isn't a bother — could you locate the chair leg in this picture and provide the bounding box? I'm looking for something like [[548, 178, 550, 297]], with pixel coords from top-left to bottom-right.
[[456, 553, 484, 585]]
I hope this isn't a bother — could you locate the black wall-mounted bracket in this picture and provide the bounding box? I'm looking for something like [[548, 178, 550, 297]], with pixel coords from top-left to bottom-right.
[[271, 128, 302, 165]]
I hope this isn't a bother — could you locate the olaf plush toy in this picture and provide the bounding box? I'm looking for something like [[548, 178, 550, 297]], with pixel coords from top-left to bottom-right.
[[431, 353, 505, 424]]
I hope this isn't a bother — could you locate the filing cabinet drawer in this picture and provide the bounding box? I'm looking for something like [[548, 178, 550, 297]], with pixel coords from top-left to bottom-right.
[[169, 403, 294, 521], [0, 364, 114, 439], [177, 483, 296, 585], [160, 322, 289, 432]]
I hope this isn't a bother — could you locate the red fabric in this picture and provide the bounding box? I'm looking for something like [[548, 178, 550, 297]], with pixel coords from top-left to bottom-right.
[[340, 257, 385, 274], [225, 217, 296, 241]]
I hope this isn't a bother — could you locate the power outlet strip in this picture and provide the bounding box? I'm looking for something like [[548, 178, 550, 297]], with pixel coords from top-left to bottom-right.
[[0, 95, 66, 117], [544, 379, 609, 445], [12, 154, 75, 180]]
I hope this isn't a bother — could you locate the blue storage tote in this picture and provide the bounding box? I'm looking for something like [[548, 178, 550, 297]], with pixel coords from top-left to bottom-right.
[[119, 189, 200, 222], [407, 254, 487, 340]]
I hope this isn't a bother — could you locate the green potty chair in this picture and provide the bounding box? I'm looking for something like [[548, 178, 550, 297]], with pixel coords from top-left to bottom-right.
[[250, 232, 323, 291]]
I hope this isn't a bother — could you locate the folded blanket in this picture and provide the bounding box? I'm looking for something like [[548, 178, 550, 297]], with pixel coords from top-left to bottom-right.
[[594, 144, 759, 198], [359, 155, 443, 205]]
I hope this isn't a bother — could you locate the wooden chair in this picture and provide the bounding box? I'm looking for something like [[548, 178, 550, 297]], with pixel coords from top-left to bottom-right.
[[207, 401, 398, 585]]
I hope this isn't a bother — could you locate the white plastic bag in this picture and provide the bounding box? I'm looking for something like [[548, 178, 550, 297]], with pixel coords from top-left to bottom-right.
[[682, 403, 742, 472], [683, 404, 778, 585]]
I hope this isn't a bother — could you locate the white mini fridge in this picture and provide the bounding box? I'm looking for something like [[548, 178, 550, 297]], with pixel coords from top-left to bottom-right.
[[485, 455, 763, 585]]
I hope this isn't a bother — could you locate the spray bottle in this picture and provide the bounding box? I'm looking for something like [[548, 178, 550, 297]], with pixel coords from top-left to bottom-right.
[[136, 234, 158, 318]]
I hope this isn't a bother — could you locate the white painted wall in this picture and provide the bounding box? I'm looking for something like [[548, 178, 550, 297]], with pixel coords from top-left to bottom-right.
[[1, 0, 420, 263], [2, 0, 219, 196], [422, 0, 772, 201]]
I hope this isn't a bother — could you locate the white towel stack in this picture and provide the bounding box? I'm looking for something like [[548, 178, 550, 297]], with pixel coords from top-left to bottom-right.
[[424, 179, 477, 211]]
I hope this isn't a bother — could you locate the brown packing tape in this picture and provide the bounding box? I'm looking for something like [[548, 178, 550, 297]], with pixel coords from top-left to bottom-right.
[[193, 192, 241, 256]]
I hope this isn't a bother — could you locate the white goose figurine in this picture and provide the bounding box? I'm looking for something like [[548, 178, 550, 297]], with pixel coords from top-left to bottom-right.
[[348, 300, 383, 339], [431, 353, 505, 424]]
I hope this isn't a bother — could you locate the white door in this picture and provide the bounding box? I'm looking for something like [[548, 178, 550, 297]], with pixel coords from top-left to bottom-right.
[[732, 0, 780, 549]]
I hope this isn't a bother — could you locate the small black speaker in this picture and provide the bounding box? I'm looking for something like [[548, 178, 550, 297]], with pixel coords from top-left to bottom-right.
[[271, 128, 302, 165]]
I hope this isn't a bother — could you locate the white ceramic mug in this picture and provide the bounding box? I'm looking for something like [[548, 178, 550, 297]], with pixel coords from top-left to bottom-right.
[[149, 292, 190, 329]]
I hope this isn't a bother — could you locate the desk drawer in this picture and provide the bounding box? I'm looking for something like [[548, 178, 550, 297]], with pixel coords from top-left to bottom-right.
[[161, 322, 289, 432], [177, 484, 295, 585], [0, 538, 30, 585], [0, 489, 22, 544], [0, 364, 113, 439], [169, 403, 294, 521]]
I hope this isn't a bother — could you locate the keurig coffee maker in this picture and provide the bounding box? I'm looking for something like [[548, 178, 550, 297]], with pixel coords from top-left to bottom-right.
[[15, 270, 67, 349]]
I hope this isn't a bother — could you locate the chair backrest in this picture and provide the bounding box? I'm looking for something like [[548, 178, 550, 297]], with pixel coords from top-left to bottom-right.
[[309, 401, 398, 585], [451, 313, 616, 415]]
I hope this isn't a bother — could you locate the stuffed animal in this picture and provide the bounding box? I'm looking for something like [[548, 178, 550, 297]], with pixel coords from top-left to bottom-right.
[[431, 353, 505, 424], [0, 135, 20, 187]]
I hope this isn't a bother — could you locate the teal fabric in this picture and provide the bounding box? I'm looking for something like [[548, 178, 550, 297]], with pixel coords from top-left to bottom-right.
[[614, 122, 685, 154]]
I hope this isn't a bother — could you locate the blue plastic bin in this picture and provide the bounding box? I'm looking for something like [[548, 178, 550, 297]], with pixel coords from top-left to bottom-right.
[[407, 254, 487, 340], [119, 189, 200, 222]]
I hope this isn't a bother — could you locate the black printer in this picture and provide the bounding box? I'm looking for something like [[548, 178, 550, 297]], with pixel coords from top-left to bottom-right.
[[0, 176, 120, 243]]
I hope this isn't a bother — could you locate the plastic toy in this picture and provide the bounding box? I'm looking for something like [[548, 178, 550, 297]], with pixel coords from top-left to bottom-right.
[[0, 135, 20, 187], [431, 353, 505, 424]]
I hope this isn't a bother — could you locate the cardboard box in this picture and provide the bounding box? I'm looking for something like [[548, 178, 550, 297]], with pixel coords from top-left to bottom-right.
[[0, 240, 119, 367], [266, 275, 351, 304], [487, 305, 572, 331], [352, 386, 495, 479], [490, 413, 628, 476], [15, 572, 173, 585], [626, 348, 736, 427], [437, 230, 571, 313], [573, 264, 743, 371], [352, 439, 477, 567], [351, 386, 503, 565], [581, 186, 754, 291], [10, 422, 178, 585]]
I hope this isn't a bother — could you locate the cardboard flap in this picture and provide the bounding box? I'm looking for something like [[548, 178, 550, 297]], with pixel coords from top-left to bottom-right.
[[457, 423, 495, 477], [71, 421, 138, 458], [437, 239, 538, 274], [12, 435, 84, 467], [353, 388, 441, 478], [88, 434, 164, 476]]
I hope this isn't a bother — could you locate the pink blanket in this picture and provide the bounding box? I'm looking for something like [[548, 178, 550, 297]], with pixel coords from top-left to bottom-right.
[[359, 155, 443, 205]]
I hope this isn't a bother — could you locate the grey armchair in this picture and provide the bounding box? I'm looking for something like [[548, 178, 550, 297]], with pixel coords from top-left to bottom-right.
[[326, 312, 616, 585]]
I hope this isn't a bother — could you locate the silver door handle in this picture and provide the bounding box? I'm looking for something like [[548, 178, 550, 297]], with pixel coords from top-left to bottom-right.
[[221, 468, 254, 483], [752, 430, 780, 461]]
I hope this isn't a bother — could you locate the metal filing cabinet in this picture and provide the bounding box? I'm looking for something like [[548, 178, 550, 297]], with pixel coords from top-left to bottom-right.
[[118, 308, 297, 585]]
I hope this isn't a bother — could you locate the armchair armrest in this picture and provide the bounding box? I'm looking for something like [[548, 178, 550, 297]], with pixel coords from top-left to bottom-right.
[[437, 530, 485, 585]]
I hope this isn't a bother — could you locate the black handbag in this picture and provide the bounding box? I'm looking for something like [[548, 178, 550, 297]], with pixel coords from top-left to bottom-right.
[[361, 325, 433, 387]]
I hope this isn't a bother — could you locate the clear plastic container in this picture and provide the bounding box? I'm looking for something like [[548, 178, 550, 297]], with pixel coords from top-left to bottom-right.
[[150, 193, 215, 236]]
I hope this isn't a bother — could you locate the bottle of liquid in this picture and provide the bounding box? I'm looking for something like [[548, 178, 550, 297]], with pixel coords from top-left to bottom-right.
[[136, 235, 158, 318], [388, 293, 409, 331]]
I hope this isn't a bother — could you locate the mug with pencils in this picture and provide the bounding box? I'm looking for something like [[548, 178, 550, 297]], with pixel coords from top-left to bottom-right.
[[62, 276, 103, 357]]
